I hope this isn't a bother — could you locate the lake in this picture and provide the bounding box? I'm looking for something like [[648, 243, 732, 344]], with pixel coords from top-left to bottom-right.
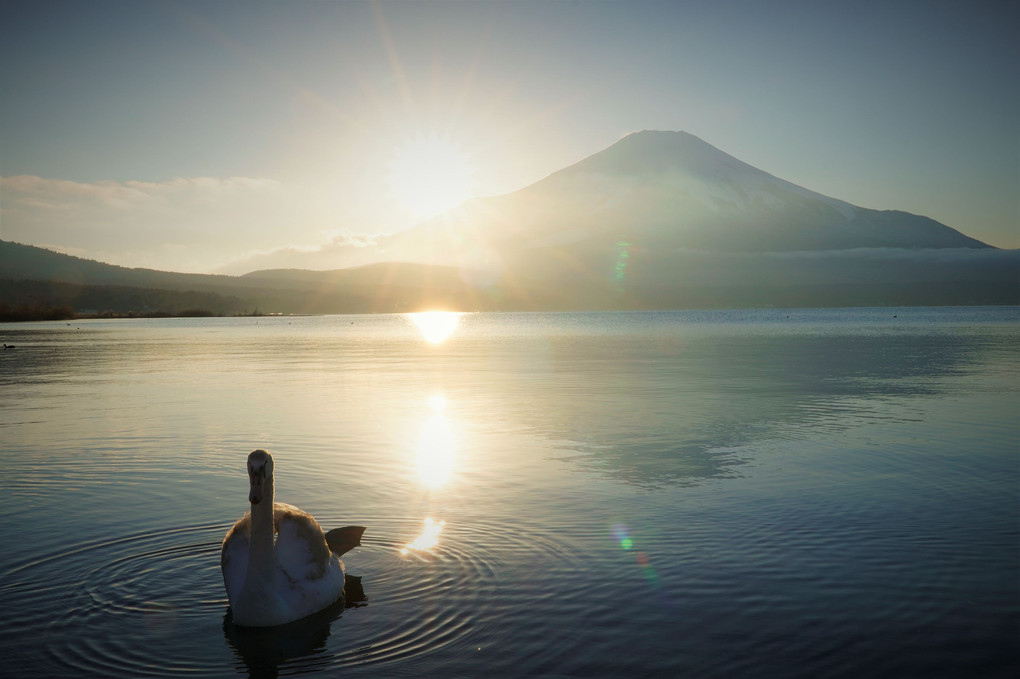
[[1, 307, 1017, 678]]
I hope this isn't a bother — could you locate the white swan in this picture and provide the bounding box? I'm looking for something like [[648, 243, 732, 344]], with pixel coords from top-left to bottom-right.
[[221, 449, 365, 627]]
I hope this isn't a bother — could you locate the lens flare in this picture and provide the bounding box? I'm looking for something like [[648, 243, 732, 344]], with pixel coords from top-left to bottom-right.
[[613, 523, 663, 589], [614, 241, 633, 290], [612, 523, 631, 549], [635, 551, 660, 585]]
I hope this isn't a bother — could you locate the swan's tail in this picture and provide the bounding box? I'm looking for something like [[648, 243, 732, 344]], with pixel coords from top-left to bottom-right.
[[325, 526, 366, 556]]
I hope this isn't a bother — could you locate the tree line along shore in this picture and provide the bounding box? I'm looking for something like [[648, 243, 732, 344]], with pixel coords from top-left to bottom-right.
[[0, 302, 246, 322]]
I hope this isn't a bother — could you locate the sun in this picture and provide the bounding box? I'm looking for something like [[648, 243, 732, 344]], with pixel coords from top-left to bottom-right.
[[408, 311, 461, 344], [389, 135, 474, 221]]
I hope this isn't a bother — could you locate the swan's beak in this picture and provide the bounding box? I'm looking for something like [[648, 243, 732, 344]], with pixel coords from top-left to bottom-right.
[[249, 485, 262, 505]]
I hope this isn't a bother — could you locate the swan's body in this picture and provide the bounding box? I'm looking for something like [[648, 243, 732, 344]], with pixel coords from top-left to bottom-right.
[[221, 449, 364, 627]]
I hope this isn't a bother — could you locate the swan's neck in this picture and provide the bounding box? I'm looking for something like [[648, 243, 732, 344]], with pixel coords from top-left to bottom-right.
[[248, 475, 276, 580]]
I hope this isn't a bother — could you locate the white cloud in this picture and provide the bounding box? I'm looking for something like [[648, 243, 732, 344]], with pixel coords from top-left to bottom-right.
[[2, 174, 282, 209], [216, 230, 384, 274], [0, 174, 365, 273]]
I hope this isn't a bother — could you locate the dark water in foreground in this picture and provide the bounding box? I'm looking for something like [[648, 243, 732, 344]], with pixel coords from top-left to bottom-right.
[[0, 307, 1017, 678]]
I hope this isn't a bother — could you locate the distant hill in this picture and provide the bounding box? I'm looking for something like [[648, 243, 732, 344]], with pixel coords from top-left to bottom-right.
[[0, 240, 496, 316], [0, 239, 240, 292], [2, 239, 1016, 316]]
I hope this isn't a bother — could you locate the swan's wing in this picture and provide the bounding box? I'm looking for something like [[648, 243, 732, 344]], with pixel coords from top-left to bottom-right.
[[325, 526, 366, 556], [273, 503, 334, 582], [272, 503, 346, 617], [221, 512, 251, 605]]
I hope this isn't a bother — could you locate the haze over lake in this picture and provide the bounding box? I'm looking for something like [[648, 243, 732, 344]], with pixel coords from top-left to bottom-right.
[[1, 307, 1017, 677]]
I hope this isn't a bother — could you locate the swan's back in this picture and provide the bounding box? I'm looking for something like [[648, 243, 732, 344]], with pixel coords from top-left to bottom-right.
[[273, 503, 338, 584], [220, 502, 345, 619]]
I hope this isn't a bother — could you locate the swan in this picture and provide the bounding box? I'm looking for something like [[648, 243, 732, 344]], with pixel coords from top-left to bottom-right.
[[221, 449, 366, 627]]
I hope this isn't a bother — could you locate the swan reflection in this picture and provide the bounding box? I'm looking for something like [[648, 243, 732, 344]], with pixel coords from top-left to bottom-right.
[[408, 311, 461, 344], [416, 394, 454, 488], [222, 575, 367, 678], [401, 517, 445, 555]]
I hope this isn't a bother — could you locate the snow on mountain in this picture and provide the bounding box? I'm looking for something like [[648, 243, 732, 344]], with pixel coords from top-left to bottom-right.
[[532, 130, 858, 218], [378, 130, 990, 268]]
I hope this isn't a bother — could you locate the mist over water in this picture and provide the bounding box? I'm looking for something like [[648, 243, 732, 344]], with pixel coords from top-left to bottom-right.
[[1, 308, 1017, 677]]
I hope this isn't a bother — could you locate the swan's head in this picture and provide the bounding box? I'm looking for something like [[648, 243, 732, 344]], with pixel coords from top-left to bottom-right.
[[247, 449, 274, 505]]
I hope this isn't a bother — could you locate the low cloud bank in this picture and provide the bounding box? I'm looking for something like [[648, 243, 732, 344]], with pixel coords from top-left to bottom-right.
[[216, 230, 384, 275], [0, 174, 347, 273]]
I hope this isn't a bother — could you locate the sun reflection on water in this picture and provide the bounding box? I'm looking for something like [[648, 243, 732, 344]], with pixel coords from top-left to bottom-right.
[[428, 393, 447, 412], [417, 416, 453, 488], [408, 311, 462, 344], [401, 517, 445, 555], [416, 393, 455, 488]]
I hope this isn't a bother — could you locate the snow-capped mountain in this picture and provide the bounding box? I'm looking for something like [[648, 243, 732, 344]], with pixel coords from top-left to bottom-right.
[[200, 130, 1009, 310], [357, 130, 988, 275], [2, 133, 1012, 314]]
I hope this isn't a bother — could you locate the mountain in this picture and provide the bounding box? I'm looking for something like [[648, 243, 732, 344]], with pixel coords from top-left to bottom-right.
[[2, 131, 1016, 315], [331, 130, 989, 273], [521, 130, 988, 250], [263, 130, 1009, 309]]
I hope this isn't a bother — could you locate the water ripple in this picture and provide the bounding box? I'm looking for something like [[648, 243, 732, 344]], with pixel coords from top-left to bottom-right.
[[0, 513, 597, 677]]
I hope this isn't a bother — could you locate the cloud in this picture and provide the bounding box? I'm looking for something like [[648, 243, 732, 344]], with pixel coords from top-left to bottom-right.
[[0, 174, 354, 273], [655, 246, 1018, 288], [216, 230, 384, 274], [669, 246, 1013, 263], [1, 174, 282, 209]]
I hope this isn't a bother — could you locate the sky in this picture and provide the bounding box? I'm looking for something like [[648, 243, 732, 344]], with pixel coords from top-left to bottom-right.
[[1, 0, 1017, 274]]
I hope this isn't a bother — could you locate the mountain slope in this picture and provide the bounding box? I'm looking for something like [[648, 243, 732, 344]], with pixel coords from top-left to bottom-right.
[[526, 130, 986, 250], [370, 131, 988, 270]]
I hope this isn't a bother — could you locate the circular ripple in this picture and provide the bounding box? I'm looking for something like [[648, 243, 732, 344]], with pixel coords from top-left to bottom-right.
[[0, 522, 231, 677], [305, 513, 593, 671], [0, 514, 598, 676]]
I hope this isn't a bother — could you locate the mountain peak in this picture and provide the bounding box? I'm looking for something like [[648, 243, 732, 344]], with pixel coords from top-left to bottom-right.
[[563, 129, 750, 179], [615, 129, 718, 152], [622, 129, 703, 142], [499, 130, 990, 252]]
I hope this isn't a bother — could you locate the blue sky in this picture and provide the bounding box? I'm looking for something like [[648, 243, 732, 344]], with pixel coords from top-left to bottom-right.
[[1, 0, 1016, 272]]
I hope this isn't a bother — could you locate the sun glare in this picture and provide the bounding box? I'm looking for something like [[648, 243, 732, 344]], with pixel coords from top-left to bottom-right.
[[428, 393, 447, 412], [400, 517, 445, 555], [416, 409, 454, 488], [390, 135, 474, 220], [409, 311, 462, 344]]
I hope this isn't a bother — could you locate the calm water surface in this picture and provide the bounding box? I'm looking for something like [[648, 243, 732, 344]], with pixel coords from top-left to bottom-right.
[[1, 308, 1017, 678]]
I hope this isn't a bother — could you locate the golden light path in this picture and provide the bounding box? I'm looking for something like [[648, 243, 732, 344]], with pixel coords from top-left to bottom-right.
[[408, 311, 462, 344], [416, 393, 454, 489], [402, 394, 455, 556]]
